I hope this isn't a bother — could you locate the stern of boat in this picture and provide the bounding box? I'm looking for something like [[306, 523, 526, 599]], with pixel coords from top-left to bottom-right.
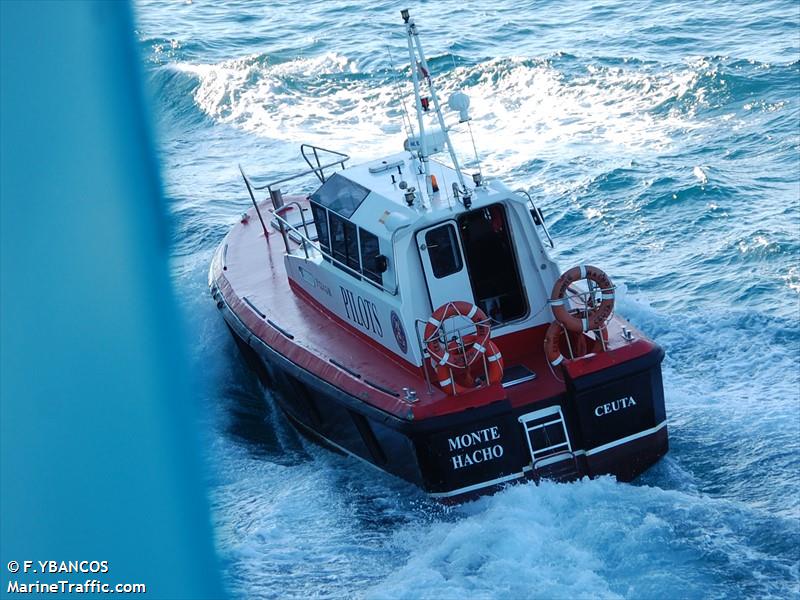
[[563, 343, 668, 481]]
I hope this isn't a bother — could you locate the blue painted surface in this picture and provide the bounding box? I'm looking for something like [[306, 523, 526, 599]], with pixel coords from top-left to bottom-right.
[[133, 1, 796, 598], [1, 2, 222, 598]]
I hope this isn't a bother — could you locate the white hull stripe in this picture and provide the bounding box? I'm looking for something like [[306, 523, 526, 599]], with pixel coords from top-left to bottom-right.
[[429, 471, 525, 498], [585, 420, 667, 456], [434, 421, 668, 498], [535, 453, 574, 468]]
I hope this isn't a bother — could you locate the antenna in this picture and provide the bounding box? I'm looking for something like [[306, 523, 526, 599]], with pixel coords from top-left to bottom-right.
[[466, 119, 483, 177], [448, 54, 483, 179], [386, 45, 415, 142], [402, 12, 432, 198], [401, 9, 470, 205]]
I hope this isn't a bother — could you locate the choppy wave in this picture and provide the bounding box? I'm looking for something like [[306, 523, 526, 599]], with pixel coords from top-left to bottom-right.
[[190, 281, 799, 600], [162, 51, 706, 163], [365, 478, 798, 600], [160, 47, 799, 188]]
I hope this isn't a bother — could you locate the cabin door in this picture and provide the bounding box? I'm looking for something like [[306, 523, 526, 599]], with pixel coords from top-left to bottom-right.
[[416, 221, 475, 309]]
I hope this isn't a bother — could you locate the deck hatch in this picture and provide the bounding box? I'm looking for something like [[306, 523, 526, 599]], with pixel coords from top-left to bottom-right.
[[501, 365, 537, 388]]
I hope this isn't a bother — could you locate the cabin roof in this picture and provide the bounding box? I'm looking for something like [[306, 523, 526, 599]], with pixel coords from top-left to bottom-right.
[[319, 151, 512, 237]]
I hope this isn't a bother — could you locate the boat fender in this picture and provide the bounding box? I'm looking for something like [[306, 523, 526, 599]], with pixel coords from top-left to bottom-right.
[[423, 301, 491, 369], [549, 265, 615, 332], [436, 340, 504, 395]]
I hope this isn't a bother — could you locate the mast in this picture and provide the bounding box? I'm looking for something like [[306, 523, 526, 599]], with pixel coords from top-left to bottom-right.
[[403, 12, 432, 198], [401, 9, 470, 206]]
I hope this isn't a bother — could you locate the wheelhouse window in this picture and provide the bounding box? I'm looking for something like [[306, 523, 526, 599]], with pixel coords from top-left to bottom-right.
[[329, 213, 360, 273], [425, 224, 463, 279], [308, 186, 387, 288], [359, 228, 382, 285], [309, 173, 370, 218], [310, 202, 329, 254], [458, 204, 527, 323]]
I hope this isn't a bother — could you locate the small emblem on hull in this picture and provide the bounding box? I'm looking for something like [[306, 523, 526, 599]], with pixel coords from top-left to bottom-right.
[[391, 311, 408, 354], [298, 266, 331, 296]]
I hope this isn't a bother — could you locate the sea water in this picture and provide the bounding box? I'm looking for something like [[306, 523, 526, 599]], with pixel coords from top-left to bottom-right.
[[134, 1, 799, 597]]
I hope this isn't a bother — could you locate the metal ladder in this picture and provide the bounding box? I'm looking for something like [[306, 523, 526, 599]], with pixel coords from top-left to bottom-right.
[[519, 406, 580, 481]]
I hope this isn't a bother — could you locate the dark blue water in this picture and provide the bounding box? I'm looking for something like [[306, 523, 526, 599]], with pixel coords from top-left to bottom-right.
[[135, 1, 800, 597]]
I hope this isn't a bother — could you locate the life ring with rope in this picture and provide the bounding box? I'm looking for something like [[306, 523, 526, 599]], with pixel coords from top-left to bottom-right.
[[544, 320, 610, 368], [435, 338, 504, 395], [549, 265, 615, 332], [423, 301, 492, 369]]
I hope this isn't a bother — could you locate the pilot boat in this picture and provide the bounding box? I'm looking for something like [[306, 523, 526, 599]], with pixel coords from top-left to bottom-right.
[[209, 10, 668, 500]]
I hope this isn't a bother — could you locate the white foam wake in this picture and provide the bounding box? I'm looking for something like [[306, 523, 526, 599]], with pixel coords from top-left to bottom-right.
[[364, 476, 795, 599], [172, 52, 710, 171]]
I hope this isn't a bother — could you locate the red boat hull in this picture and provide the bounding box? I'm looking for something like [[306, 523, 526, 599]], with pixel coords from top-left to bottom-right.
[[214, 289, 668, 500]]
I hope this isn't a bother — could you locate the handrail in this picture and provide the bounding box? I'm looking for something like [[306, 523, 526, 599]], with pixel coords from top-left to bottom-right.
[[243, 145, 349, 192], [516, 189, 554, 248], [239, 163, 269, 238], [301, 144, 349, 184], [550, 283, 617, 355], [550, 284, 616, 309], [269, 208, 399, 296], [238, 144, 350, 236], [274, 201, 313, 258], [421, 315, 493, 346]]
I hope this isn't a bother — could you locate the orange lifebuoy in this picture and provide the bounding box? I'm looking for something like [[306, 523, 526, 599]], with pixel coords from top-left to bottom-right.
[[423, 301, 491, 369], [544, 320, 610, 368], [544, 321, 568, 367], [550, 265, 615, 332], [436, 340, 504, 395]]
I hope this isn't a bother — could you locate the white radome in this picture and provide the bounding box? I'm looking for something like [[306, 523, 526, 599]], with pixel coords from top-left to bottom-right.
[[447, 91, 471, 122]]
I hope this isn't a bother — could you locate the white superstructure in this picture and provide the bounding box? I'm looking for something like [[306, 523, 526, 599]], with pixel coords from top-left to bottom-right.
[[247, 11, 561, 367]]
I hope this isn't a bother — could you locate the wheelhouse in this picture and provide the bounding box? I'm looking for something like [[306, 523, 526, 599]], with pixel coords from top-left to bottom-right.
[[309, 174, 387, 288]]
